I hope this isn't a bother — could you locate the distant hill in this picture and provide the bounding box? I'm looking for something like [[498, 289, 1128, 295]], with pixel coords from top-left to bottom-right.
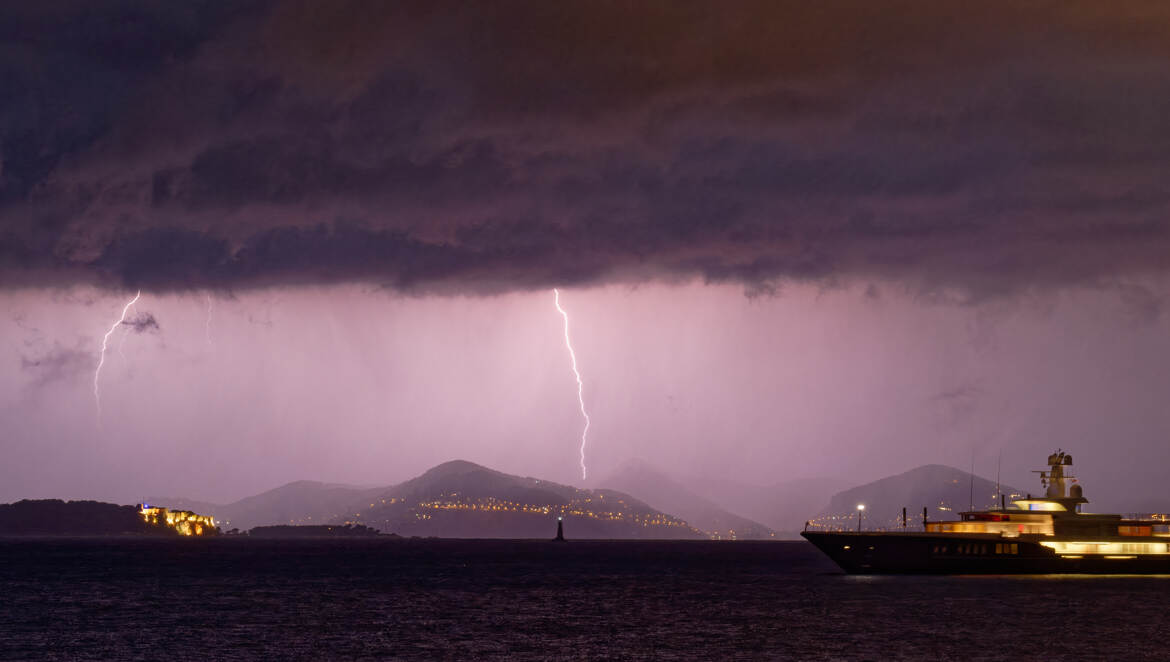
[[0, 499, 174, 536], [346, 460, 706, 539], [684, 475, 850, 535], [812, 464, 1020, 530], [599, 461, 776, 539], [150, 481, 388, 531]]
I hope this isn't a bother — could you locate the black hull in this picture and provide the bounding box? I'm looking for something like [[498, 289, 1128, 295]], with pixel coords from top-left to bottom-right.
[[802, 531, 1170, 574]]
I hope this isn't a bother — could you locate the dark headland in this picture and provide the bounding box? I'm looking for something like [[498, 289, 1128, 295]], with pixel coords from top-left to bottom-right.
[[0, 500, 179, 537]]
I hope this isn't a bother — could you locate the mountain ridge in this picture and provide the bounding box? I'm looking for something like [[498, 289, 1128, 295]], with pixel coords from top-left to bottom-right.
[[152, 460, 708, 538], [598, 460, 776, 539], [347, 460, 705, 538], [813, 463, 1021, 530], [147, 459, 1044, 538]]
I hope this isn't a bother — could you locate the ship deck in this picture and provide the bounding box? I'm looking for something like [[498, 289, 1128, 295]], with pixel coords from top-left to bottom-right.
[[802, 530, 1170, 574]]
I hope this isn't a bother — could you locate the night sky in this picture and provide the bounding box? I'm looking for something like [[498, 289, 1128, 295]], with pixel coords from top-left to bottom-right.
[[4, 2, 1170, 508]]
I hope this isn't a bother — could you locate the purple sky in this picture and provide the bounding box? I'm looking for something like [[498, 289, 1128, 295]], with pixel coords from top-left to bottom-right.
[[4, 2, 1170, 508], [6, 282, 1170, 508]]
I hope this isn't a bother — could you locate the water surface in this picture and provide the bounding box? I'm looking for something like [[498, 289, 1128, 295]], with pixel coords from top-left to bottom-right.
[[2, 539, 1165, 660]]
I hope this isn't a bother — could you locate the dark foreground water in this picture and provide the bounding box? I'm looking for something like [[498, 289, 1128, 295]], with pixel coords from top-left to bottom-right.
[[2, 539, 1169, 661]]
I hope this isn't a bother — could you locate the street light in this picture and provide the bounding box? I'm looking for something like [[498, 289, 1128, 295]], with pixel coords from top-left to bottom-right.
[[856, 504, 865, 532]]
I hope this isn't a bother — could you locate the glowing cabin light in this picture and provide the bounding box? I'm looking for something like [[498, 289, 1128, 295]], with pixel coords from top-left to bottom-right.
[[1014, 500, 1066, 512], [1042, 541, 1170, 555]]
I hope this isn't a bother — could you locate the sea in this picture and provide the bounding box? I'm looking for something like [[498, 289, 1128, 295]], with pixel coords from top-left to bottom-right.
[[2, 538, 1167, 661]]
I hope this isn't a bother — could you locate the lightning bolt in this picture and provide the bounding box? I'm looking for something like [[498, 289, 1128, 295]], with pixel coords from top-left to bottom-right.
[[553, 288, 591, 481], [94, 291, 141, 422], [205, 293, 214, 348]]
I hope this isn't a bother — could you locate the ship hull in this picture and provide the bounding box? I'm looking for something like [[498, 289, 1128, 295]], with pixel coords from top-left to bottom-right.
[[802, 531, 1170, 574]]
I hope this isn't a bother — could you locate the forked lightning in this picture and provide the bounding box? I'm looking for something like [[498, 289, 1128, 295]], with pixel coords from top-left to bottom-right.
[[553, 288, 591, 480], [93, 291, 141, 422]]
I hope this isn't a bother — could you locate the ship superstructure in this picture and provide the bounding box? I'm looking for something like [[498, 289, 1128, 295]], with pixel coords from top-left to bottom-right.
[[802, 451, 1170, 573]]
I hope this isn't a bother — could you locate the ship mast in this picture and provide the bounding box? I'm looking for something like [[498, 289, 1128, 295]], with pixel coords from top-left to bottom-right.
[[968, 450, 974, 512], [1031, 449, 1088, 512], [996, 450, 1001, 510]]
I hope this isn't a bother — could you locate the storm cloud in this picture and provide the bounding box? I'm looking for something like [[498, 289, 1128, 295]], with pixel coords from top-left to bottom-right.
[[121, 311, 158, 333], [4, 1, 1170, 298]]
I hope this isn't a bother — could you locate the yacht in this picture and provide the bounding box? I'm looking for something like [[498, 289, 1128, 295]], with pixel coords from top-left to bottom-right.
[[802, 451, 1170, 573]]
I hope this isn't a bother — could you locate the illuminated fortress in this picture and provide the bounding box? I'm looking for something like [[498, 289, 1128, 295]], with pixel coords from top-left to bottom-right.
[[139, 505, 217, 536]]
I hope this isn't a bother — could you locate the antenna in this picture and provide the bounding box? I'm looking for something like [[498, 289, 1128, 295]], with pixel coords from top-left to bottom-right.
[[995, 450, 1002, 510], [968, 449, 975, 512]]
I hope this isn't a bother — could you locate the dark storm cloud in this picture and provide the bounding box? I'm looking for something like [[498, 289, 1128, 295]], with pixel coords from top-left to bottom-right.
[[121, 312, 158, 333], [0, 2, 261, 203], [4, 1, 1170, 296]]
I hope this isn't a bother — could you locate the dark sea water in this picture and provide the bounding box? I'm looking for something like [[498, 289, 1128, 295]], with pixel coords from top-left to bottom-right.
[[2, 538, 1169, 661]]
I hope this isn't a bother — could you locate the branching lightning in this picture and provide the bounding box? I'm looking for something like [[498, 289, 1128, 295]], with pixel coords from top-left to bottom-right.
[[553, 288, 591, 480], [94, 291, 141, 422]]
